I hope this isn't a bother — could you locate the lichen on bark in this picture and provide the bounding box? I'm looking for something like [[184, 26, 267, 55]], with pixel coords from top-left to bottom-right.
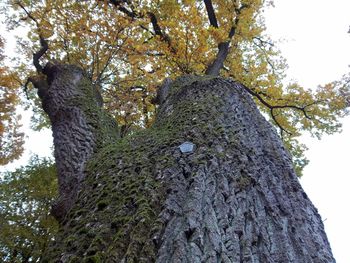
[[40, 69, 335, 262]]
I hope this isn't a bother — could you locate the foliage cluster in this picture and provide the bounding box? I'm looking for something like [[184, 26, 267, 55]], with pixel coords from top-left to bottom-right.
[[0, 35, 24, 165], [0, 156, 58, 262]]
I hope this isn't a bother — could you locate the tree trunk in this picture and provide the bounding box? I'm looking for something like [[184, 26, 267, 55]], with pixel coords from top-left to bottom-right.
[[40, 67, 334, 262], [36, 64, 119, 222]]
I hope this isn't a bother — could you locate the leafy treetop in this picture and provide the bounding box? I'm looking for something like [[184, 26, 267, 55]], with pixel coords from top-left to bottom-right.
[[1, 0, 349, 174]]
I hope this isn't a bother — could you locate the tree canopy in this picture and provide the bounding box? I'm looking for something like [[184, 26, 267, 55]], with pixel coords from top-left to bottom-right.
[[0, 0, 349, 174]]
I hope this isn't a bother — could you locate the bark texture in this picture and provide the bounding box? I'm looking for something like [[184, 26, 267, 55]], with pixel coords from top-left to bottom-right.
[[41, 70, 334, 262], [37, 64, 119, 221]]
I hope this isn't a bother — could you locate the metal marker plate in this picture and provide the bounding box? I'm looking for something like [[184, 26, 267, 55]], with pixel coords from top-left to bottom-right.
[[179, 141, 195, 153]]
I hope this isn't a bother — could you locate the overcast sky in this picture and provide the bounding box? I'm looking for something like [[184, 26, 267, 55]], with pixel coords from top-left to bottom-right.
[[1, 0, 350, 262]]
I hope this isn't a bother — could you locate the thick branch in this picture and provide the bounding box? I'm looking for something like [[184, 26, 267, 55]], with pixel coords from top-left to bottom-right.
[[147, 12, 173, 50], [204, 0, 218, 28], [17, 2, 51, 100], [205, 24, 238, 76], [24, 33, 49, 93], [33, 37, 49, 74], [205, 4, 247, 76], [108, 0, 137, 18], [205, 42, 231, 76]]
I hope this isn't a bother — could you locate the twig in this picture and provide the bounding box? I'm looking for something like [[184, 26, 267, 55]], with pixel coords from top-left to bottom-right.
[[16, 2, 49, 73]]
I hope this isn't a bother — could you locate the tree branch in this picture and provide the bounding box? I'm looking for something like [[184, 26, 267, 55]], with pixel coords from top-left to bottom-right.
[[33, 37, 49, 74], [16, 2, 49, 74], [270, 108, 291, 136], [240, 83, 320, 135], [253, 36, 274, 47], [108, 0, 137, 18], [203, 0, 218, 28], [147, 12, 173, 50], [106, 1, 178, 60], [17, 2, 50, 100], [16, 2, 40, 28], [205, 3, 250, 76]]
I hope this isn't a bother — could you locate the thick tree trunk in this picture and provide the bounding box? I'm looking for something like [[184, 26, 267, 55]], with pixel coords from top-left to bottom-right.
[[41, 68, 334, 262], [36, 64, 119, 221]]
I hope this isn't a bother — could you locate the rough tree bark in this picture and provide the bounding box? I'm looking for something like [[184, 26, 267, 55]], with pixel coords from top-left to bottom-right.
[[40, 65, 334, 262], [35, 64, 119, 221]]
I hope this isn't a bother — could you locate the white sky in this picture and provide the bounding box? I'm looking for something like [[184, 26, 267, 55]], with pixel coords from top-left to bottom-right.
[[1, 0, 350, 262]]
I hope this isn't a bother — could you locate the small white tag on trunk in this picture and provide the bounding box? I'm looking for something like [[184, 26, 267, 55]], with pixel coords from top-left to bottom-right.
[[179, 141, 195, 153]]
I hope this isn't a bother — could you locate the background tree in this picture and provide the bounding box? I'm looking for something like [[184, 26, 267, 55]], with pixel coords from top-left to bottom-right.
[[0, 156, 58, 262]]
